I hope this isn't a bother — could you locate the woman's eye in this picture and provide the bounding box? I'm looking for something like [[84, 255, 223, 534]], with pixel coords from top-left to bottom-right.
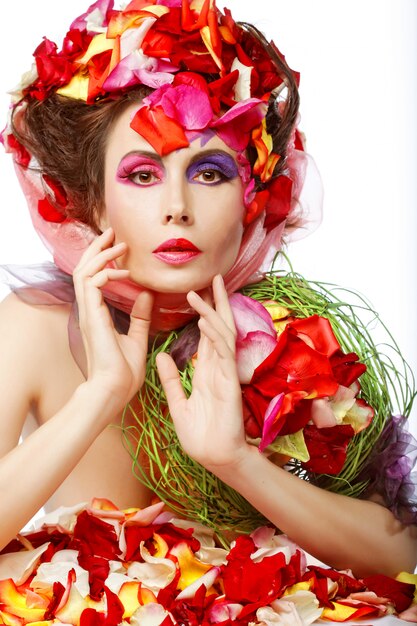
[[193, 169, 226, 185], [129, 170, 160, 185]]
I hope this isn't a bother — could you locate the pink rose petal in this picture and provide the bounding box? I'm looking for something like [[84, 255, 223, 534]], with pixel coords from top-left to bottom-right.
[[230, 293, 276, 340], [211, 99, 267, 150], [259, 393, 285, 451], [160, 84, 213, 130], [125, 501, 166, 525], [103, 51, 176, 92], [70, 0, 113, 32], [236, 330, 277, 384], [311, 398, 338, 429], [209, 600, 243, 623]]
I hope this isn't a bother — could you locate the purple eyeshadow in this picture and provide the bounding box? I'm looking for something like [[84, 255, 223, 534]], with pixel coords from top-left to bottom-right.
[[187, 153, 239, 182]]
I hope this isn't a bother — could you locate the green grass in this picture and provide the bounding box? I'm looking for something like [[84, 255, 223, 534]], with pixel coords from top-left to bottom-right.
[[121, 256, 415, 544]]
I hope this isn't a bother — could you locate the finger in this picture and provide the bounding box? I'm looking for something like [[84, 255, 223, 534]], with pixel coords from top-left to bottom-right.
[[88, 268, 130, 289], [74, 228, 115, 287], [212, 274, 236, 336], [128, 290, 154, 346], [77, 270, 127, 335], [187, 290, 235, 352], [156, 352, 187, 411], [76, 227, 115, 267], [197, 316, 234, 362], [195, 324, 213, 361], [73, 233, 125, 310], [200, 287, 213, 307], [75, 242, 127, 281]]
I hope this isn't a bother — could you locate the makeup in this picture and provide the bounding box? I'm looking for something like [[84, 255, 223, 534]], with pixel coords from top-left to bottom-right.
[[116, 153, 163, 186], [152, 238, 202, 265], [187, 151, 239, 185]]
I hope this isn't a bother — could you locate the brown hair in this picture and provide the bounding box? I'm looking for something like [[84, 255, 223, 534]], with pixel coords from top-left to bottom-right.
[[12, 23, 300, 232], [13, 86, 152, 231]]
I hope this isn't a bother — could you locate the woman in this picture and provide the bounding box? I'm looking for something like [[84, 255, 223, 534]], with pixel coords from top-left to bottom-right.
[[0, 0, 416, 623]]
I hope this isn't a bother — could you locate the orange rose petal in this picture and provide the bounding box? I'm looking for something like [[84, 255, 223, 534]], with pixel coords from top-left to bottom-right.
[[0, 609, 25, 626], [321, 600, 378, 621], [118, 581, 141, 618], [152, 533, 169, 559], [107, 12, 148, 38], [219, 25, 236, 45], [396, 572, 417, 603], [130, 105, 189, 156], [200, 26, 222, 71], [0, 580, 45, 621], [107, 6, 168, 39], [108, 36, 121, 76], [183, 0, 210, 32], [24, 590, 50, 610], [138, 584, 157, 605], [124, 501, 165, 525], [55, 585, 98, 625], [169, 542, 212, 590], [88, 498, 126, 521], [90, 498, 120, 512], [77, 33, 114, 65]]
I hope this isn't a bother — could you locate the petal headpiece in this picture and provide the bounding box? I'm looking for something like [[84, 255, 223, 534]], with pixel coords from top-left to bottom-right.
[[2, 0, 322, 330]]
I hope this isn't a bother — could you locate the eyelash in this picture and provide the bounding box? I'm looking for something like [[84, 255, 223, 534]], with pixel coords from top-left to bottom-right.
[[124, 166, 162, 186], [119, 162, 233, 187], [191, 166, 230, 185]]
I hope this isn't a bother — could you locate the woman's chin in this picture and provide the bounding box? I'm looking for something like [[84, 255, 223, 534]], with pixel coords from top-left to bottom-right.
[[130, 273, 215, 298]]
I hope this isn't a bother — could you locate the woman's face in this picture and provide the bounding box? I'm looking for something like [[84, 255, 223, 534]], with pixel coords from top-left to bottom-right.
[[102, 104, 245, 295]]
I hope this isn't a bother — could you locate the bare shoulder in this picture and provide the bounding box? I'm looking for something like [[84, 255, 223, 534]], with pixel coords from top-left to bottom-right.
[[0, 292, 72, 399], [0, 291, 71, 345], [0, 292, 74, 455]]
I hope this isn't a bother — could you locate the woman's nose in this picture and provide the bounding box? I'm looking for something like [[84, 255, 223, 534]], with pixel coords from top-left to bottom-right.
[[162, 180, 194, 225]]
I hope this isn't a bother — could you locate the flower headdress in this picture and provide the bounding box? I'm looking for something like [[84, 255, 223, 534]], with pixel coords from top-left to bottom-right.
[[2, 0, 322, 329]]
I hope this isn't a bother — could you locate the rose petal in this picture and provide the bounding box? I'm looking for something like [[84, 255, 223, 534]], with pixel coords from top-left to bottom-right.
[[0, 579, 47, 621], [130, 602, 172, 626], [130, 105, 189, 156], [127, 542, 176, 591], [231, 57, 252, 101], [103, 49, 176, 92], [266, 590, 322, 625], [230, 293, 276, 339], [327, 384, 357, 422], [0, 543, 49, 586], [212, 99, 267, 150], [343, 397, 374, 433], [158, 84, 213, 130], [168, 542, 212, 591], [259, 393, 284, 451], [236, 330, 277, 385], [208, 599, 243, 623], [70, 0, 114, 32], [311, 398, 338, 429], [32, 551, 90, 598], [119, 18, 157, 58], [175, 566, 220, 600]]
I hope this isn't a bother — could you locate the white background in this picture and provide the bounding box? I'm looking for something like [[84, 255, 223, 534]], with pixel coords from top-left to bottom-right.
[[0, 0, 416, 436]]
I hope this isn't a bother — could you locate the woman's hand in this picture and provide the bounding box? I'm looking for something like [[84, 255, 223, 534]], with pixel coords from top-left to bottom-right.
[[73, 227, 154, 411], [156, 275, 249, 473]]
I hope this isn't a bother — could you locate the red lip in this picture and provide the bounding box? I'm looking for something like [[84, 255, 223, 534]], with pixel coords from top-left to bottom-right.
[[153, 238, 201, 253]]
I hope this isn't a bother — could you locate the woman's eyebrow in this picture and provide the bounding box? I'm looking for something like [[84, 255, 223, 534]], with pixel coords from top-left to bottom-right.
[[120, 150, 163, 163], [188, 149, 237, 166]]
